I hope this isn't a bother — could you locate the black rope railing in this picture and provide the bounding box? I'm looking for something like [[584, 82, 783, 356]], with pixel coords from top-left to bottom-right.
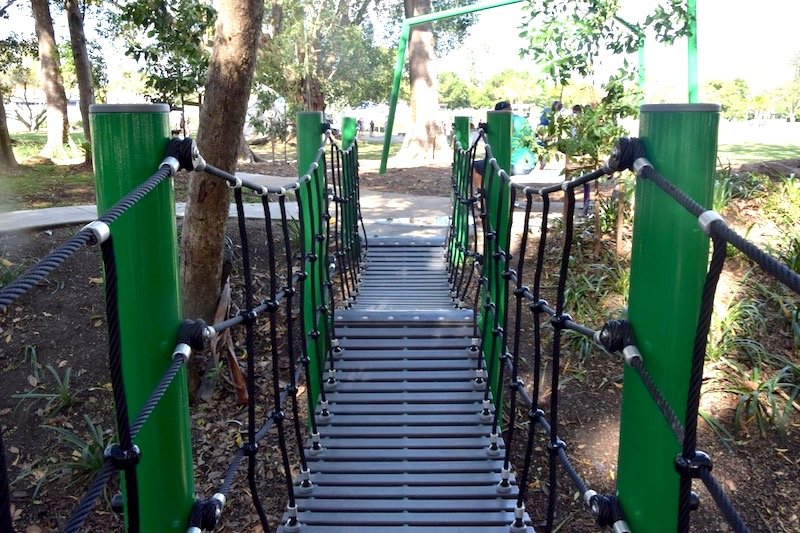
[[448, 131, 800, 532], [1, 129, 364, 532]]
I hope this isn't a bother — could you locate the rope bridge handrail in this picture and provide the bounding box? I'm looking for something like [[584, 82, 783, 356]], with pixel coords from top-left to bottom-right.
[[447, 120, 799, 533], [0, 116, 366, 532]]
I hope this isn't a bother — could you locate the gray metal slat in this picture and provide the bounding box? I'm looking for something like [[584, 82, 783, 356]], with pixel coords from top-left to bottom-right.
[[334, 348, 471, 360], [323, 413, 486, 427], [315, 436, 496, 448], [279, 525, 533, 533], [324, 403, 482, 416], [308, 471, 503, 486], [303, 459, 505, 474], [290, 484, 516, 499], [324, 391, 484, 403], [301, 447, 498, 461], [294, 510, 525, 526], [331, 369, 475, 381], [334, 359, 475, 371], [337, 327, 473, 338], [327, 380, 478, 393], [339, 338, 470, 349], [316, 425, 490, 438], [293, 498, 516, 512]]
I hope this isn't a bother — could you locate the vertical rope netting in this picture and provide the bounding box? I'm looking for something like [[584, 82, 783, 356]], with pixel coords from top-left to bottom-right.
[[294, 177, 324, 452], [478, 162, 499, 411], [351, 141, 368, 259], [99, 236, 141, 533], [329, 143, 350, 307], [261, 193, 299, 526], [232, 187, 270, 531], [321, 147, 338, 386], [545, 185, 578, 530], [502, 190, 535, 493], [278, 194, 312, 490], [489, 171, 515, 449], [677, 235, 729, 532], [455, 140, 480, 305]]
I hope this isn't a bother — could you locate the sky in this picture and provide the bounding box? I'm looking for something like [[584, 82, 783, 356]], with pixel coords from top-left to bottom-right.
[[437, 0, 800, 99], [4, 0, 798, 102]]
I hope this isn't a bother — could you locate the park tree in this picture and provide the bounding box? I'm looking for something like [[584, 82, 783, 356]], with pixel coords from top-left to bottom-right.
[[397, 0, 445, 160], [0, 35, 37, 168], [520, 0, 692, 161], [254, 0, 393, 115], [180, 0, 264, 326], [113, 0, 216, 132], [438, 71, 472, 109], [703, 79, 750, 120], [64, 0, 95, 163], [31, 0, 71, 159]]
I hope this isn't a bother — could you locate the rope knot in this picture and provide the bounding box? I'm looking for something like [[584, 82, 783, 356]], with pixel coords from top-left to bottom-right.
[[104, 443, 141, 470], [546, 438, 566, 455], [606, 137, 646, 173], [675, 450, 713, 478], [242, 442, 258, 457], [597, 319, 635, 352], [178, 319, 208, 352]]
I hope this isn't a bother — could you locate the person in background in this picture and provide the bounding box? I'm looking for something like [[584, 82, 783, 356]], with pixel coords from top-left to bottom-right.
[[472, 100, 537, 193], [538, 100, 563, 168]]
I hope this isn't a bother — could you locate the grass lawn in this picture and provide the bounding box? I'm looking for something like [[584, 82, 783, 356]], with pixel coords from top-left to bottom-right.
[[717, 142, 800, 166], [252, 137, 400, 162]]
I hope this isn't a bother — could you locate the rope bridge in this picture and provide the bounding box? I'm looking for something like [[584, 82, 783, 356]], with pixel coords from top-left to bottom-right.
[[0, 105, 798, 532]]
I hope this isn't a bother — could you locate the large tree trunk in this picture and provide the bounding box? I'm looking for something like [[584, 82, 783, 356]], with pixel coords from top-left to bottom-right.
[[397, 0, 446, 161], [31, 0, 69, 159], [0, 95, 17, 168], [180, 0, 264, 324], [65, 0, 95, 165]]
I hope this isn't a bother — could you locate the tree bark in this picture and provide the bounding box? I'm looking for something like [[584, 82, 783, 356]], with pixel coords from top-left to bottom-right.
[[180, 0, 265, 323], [0, 95, 17, 168], [31, 0, 69, 159], [397, 0, 446, 161], [65, 0, 95, 164]]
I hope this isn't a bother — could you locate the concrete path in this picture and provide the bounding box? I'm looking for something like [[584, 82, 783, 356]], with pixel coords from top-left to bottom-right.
[[0, 170, 566, 237]]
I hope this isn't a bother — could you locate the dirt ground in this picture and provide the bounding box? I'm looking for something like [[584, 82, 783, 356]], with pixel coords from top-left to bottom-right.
[[0, 159, 798, 532]]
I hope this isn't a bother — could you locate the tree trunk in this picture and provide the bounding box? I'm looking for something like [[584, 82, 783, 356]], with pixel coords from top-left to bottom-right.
[[31, 0, 69, 159], [397, 0, 446, 161], [180, 0, 264, 324], [65, 0, 95, 165], [0, 95, 17, 168]]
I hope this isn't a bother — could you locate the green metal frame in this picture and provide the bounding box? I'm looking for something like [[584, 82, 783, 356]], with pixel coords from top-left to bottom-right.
[[449, 116, 471, 269], [479, 111, 512, 406], [617, 103, 719, 531], [90, 104, 193, 531], [297, 112, 330, 412], [380, 0, 524, 174]]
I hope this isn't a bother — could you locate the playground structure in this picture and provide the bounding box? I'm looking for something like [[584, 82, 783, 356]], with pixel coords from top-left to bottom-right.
[[0, 103, 798, 532], [379, 0, 702, 174]]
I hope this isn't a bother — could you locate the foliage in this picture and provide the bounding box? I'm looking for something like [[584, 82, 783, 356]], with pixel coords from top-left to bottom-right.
[[57, 42, 108, 100], [34, 415, 111, 497], [438, 71, 472, 109], [0, 35, 37, 83], [111, 0, 216, 105], [703, 78, 751, 120], [519, 0, 692, 85], [12, 363, 80, 417]]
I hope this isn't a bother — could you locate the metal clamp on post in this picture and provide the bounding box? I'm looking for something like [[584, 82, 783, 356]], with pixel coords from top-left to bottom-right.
[[82, 220, 111, 246]]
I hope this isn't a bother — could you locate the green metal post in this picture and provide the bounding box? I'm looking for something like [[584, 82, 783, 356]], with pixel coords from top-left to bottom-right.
[[89, 104, 192, 531], [687, 0, 698, 103], [451, 116, 470, 268], [380, 23, 409, 175], [380, 0, 524, 174], [297, 112, 325, 409], [341, 117, 357, 259], [480, 111, 511, 404], [617, 103, 719, 532]]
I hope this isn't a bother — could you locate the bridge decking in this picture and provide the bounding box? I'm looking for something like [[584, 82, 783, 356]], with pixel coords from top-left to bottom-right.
[[279, 237, 534, 532]]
